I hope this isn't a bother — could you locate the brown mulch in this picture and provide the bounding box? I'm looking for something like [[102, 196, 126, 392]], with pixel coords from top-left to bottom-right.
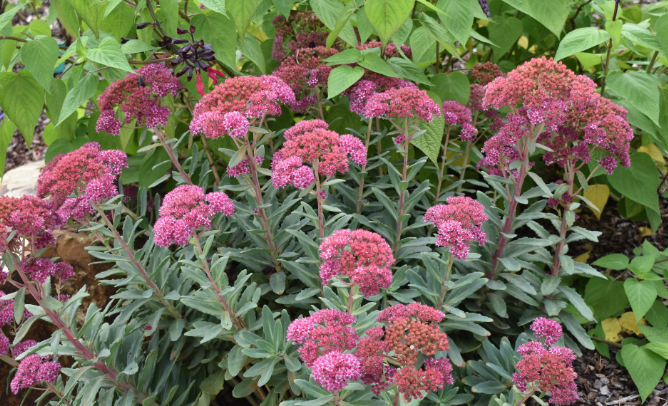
[[574, 349, 668, 406]]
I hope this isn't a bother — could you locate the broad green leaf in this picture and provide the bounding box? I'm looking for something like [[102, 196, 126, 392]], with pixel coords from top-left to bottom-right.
[[199, 0, 227, 15], [191, 13, 237, 70], [0, 71, 44, 146], [365, 0, 415, 46], [326, 0, 357, 49], [430, 72, 470, 105], [409, 27, 436, 64], [500, 0, 569, 38], [52, 0, 80, 38], [412, 92, 444, 165], [67, 0, 104, 37], [239, 33, 266, 73], [420, 13, 456, 49], [359, 53, 398, 78], [559, 286, 594, 321], [20, 36, 59, 92], [609, 152, 661, 214], [605, 20, 622, 44], [645, 300, 668, 328], [0, 4, 26, 33], [622, 23, 662, 52], [584, 278, 629, 321], [645, 342, 668, 358], [310, 0, 358, 46], [99, 2, 135, 41], [121, 40, 155, 54], [57, 73, 98, 126], [620, 345, 666, 402], [606, 71, 660, 127], [436, 0, 473, 46], [226, 0, 262, 42], [655, 14, 668, 57], [488, 16, 522, 62], [623, 279, 657, 321], [356, 7, 374, 43], [87, 37, 133, 72], [555, 27, 610, 61], [327, 65, 364, 98], [388, 57, 432, 85], [592, 254, 629, 270]]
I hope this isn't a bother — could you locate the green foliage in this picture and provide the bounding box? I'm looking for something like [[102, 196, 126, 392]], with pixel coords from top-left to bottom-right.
[[2, 0, 668, 404]]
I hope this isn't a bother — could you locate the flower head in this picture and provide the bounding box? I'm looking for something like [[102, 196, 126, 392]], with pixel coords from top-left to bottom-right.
[[96, 64, 181, 135], [10, 354, 61, 394], [154, 185, 234, 246], [357, 303, 451, 400], [312, 352, 362, 392], [271, 11, 332, 61], [0, 196, 63, 249], [425, 197, 488, 260], [287, 309, 358, 366], [190, 76, 295, 138], [530, 317, 562, 345], [0, 333, 8, 356], [364, 87, 441, 122], [272, 121, 367, 189], [319, 229, 395, 297], [37, 143, 127, 220], [471, 62, 503, 86], [513, 320, 578, 405], [343, 72, 416, 115], [274, 46, 338, 113]]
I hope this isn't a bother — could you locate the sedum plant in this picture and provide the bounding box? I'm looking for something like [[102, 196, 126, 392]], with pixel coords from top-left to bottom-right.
[[1, 0, 666, 404]]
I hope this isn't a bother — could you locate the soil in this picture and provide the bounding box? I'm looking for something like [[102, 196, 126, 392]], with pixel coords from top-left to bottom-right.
[[573, 349, 668, 406]]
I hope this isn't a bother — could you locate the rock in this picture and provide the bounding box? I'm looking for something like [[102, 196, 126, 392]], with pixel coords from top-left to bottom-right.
[[0, 159, 44, 197], [600, 385, 610, 396]]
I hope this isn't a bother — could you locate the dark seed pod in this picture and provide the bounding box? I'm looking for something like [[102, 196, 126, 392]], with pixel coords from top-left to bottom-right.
[[171, 56, 182, 65], [187, 69, 193, 81], [189, 25, 196, 33], [176, 27, 188, 35], [478, 0, 491, 18], [177, 66, 190, 77], [120, 37, 132, 44], [136, 22, 153, 29], [138, 76, 146, 87], [173, 38, 189, 44]]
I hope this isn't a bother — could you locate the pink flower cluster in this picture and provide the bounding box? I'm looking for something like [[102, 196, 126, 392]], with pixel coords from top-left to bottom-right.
[[0, 195, 63, 250], [471, 62, 504, 86], [513, 319, 578, 405], [359, 303, 452, 399], [312, 352, 362, 392], [189, 76, 295, 139], [0, 333, 8, 356], [273, 46, 338, 113], [10, 354, 61, 394], [442, 101, 477, 142], [425, 197, 488, 260], [0, 291, 32, 327], [343, 73, 416, 116], [287, 303, 451, 398], [227, 156, 264, 178], [154, 185, 234, 246], [21, 259, 74, 284], [319, 229, 395, 297], [37, 142, 127, 221], [96, 64, 181, 135], [271, 120, 366, 189], [364, 87, 441, 123], [481, 57, 632, 174], [286, 309, 358, 367]]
